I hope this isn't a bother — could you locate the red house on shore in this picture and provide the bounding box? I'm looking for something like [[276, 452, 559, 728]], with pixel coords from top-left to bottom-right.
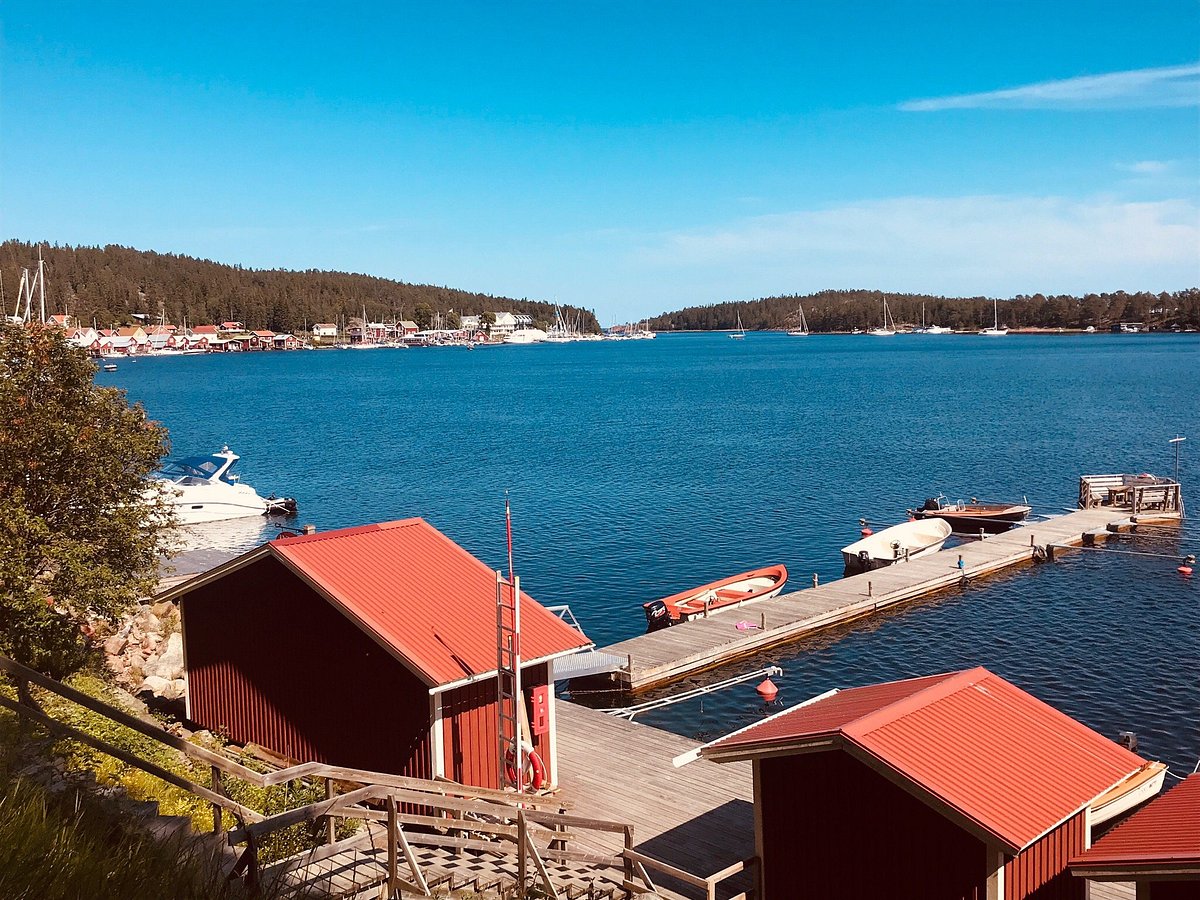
[[701, 668, 1165, 900], [1071, 774, 1200, 899], [168, 519, 591, 789]]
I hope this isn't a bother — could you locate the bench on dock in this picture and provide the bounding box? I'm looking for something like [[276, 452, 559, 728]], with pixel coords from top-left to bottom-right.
[[1079, 474, 1182, 514]]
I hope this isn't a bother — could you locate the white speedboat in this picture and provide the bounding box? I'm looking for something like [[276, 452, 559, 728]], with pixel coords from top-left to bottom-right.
[[148, 447, 296, 525], [504, 328, 548, 344], [841, 518, 952, 573]]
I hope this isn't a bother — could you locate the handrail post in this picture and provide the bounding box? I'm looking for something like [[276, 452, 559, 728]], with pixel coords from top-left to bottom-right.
[[517, 809, 528, 899], [210, 765, 225, 833], [324, 777, 335, 844], [387, 793, 398, 895], [623, 824, 635, 889]]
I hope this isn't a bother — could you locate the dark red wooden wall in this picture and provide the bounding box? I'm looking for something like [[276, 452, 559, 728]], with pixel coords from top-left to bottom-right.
[[440, 663, 550, 790], [182, 556, 434, 778], [759, 750, 989, 900], [758, 749, 1089, 900], [1005, 810, 1085, 900]]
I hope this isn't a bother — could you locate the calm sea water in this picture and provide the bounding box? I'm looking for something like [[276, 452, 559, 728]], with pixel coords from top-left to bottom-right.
[[102, 334, 1199, 773]]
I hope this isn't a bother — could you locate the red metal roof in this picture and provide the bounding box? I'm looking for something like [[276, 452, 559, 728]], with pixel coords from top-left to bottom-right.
[[704, 667, 1147, 852], [1072, 774, 1200, 872], [267, 519, 591, 689]]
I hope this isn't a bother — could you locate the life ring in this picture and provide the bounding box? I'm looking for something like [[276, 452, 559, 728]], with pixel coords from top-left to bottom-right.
[[504, 743, 547, 791]]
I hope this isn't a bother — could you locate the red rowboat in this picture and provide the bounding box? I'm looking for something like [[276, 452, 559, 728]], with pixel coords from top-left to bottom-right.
[[643, 565, 788, 631]]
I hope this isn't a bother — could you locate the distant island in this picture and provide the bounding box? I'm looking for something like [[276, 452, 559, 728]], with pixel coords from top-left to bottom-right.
[[648, 288, 1200, 333], [0, 241, 601, 335], [4, 241, 1196, 335]]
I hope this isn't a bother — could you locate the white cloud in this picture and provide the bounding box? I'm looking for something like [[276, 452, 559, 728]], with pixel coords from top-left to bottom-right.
[[900, 63, 1200, 111], [632, 195, 1200, 300], [1117, 160, 1172, 175]]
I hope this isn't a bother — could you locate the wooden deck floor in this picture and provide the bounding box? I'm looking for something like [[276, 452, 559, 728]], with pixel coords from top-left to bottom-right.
[[554, 699, 754, 889], [601, 506, 1174, 692]]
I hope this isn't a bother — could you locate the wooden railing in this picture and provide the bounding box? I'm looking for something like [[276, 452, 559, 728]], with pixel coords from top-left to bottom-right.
[[1079, 474, 1183, 515], [0, 654, 759, 899], [621, 849, 759, 900]]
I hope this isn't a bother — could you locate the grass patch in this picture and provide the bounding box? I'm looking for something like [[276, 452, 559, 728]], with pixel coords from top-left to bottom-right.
[[0, 770, 246, 900], [0, 669, 359, 864]]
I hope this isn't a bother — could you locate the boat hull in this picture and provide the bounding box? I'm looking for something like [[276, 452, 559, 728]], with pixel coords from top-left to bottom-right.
[[911, 504, 1031, 535], [643, 564, 788, 629], [841, 520, 952, 574]]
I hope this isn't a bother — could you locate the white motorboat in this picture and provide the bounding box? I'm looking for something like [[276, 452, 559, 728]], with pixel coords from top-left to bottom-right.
[[504, 328, 549, 344], [841, 518, 952, 573], [148, 447, 296, 525]]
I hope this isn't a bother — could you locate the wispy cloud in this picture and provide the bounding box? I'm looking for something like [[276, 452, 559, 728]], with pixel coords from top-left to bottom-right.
[[1117, 160, 1172, 175], [900, 63, 1200, 111], [633, 195, 1200, 299]]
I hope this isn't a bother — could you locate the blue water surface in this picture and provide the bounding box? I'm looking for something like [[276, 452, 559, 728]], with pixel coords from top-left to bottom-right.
[[101, 333, 1200, 772]]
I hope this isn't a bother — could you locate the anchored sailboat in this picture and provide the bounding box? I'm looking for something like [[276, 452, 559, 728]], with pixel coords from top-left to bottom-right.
[[730, 312, 746, 339], [979, 298, 1008, 336], [868, 299, 896, 336], [787, 305, 810, 336]]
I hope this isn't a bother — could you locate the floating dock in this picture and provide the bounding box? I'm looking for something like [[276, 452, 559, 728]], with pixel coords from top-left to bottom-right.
[[597, 494, 1183, 695]]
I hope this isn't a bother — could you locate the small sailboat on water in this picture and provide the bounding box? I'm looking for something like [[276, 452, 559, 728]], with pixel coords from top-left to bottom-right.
[[730, 311, 746, 339], [868, 299, 896, 336], [787, 304, 809, 336], [979, 298, 1008, 336]]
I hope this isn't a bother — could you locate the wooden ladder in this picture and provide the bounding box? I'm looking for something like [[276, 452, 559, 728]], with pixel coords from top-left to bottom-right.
[[496, 570, 524, 790]]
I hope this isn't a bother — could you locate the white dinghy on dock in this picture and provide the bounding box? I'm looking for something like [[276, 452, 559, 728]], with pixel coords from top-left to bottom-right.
[[841, 518, 952, 573]]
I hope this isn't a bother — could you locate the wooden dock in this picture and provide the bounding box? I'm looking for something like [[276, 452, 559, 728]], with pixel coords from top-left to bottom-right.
[[554, 700, 754, 881], [599, 502, 1182, 694]]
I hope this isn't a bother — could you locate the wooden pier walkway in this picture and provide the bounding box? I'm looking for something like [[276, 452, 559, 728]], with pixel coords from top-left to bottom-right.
[[600, 504, 1181, 693]]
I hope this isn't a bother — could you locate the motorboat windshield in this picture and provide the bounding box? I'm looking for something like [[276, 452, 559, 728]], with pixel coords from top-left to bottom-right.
[[160, 452, 239, 485]]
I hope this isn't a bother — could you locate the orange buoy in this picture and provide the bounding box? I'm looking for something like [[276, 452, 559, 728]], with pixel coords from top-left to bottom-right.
[[860, 528, 873, 536], [756, 677, 779, 701], [1179, 565, 1193, 576]]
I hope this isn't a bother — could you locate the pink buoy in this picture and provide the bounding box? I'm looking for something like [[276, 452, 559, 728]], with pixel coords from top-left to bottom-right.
[[1179, 565, 1193, 576], [860, 528, 873, 536], [756, 677, 779, 701]]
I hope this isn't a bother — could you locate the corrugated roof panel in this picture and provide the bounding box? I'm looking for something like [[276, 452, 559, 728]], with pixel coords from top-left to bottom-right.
[[710, 672, 957, 749], [1072, 774, 1200, 868], [703, 667, 1147, 852], [853, 672, 1145, 849], [271, 519, 591, 688]]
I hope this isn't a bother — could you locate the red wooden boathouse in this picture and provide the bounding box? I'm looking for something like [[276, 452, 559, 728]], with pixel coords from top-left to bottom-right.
[[701, 667, 1164, 900], [167, 519, 591, 789], [1071, 773, 1200, 899]]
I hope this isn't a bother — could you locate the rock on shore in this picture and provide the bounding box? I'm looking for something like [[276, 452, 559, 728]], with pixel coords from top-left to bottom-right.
[[99, 601, 187, 702]]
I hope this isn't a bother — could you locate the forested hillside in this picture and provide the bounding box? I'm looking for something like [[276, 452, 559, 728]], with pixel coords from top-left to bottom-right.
[[649, 288, 1200, 332], [1, 241, 600, 333]]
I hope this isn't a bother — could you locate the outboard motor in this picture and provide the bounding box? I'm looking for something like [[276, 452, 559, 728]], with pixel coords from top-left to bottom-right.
[[922, 497, 940, 511], [643, 600, 672, 632]]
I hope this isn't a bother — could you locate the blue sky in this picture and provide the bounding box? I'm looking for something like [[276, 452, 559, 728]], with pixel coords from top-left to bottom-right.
[[2, 2, 1198, 322]]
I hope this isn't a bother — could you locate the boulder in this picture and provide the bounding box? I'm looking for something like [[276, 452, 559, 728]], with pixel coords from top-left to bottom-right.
[[150, 600, 175, 619], [139, 675, 171, 697], [148, 632, 185, 681], [103, 633, 127, 656]]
